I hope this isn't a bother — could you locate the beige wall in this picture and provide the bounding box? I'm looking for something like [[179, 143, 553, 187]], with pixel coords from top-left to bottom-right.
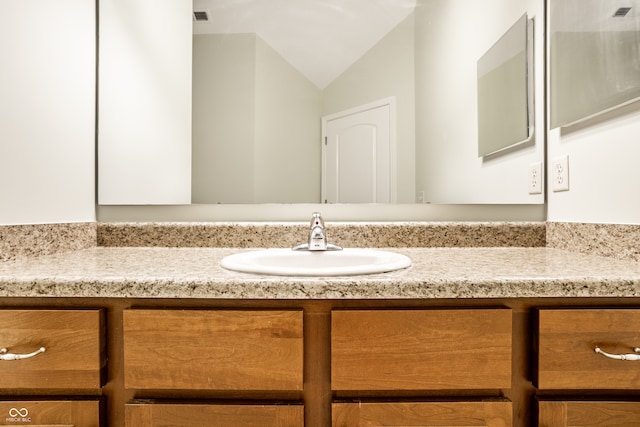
[[0, 0, 95, 224], [546, 29, 640, 224]]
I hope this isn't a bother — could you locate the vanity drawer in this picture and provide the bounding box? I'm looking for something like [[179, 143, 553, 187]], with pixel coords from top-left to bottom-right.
[[125, 402, 304, 426], [535, 309, 640, 389], [0, 399, 101, 426], [333, 401, 512, 426], [123, 309, 304, 391], [331, 309, 512, 390], [0, 309, 105, 390], [537, 400, 640, 426]]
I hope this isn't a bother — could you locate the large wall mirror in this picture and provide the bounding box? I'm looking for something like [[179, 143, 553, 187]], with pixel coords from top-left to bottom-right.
[[98, 0, 546, 212]]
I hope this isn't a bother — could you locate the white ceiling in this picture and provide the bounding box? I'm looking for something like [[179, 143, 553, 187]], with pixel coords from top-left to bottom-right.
[[192, 0, 417, 89]]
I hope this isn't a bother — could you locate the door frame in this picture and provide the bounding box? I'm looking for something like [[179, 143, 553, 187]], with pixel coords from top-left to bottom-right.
[[321, 96, 397, 203]]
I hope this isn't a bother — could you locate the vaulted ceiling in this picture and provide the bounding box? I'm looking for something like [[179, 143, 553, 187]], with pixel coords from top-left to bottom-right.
[[192, 0, 417, 89]]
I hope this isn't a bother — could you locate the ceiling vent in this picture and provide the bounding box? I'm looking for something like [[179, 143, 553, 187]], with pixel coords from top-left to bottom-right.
[[613, 6, 631, 17], [193, 10, 209, 22]]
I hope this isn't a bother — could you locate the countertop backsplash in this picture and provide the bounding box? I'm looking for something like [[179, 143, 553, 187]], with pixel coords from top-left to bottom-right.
[[0, 222, 96, 262], [547, 222, 640, 262], [96, 221, 546, 249]]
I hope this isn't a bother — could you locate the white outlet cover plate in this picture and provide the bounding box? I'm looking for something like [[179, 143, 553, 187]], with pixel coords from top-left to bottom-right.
[[528, 161, 543, 194], [552, 155, 569, 192]]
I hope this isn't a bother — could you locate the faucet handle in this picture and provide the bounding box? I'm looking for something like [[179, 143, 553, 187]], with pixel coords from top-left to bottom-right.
[[311, 212, 324, 228]]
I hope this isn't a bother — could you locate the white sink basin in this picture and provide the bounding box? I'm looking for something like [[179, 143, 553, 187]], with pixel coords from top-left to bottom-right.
[[221, 248, 411, 277]]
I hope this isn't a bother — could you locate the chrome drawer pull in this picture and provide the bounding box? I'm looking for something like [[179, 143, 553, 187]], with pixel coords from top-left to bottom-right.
[[595, 346, 640, 361], [0, 347, 46, 361]]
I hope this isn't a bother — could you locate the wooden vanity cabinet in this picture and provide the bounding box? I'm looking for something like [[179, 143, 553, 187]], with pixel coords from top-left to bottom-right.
[[13, 297, 640, 427]]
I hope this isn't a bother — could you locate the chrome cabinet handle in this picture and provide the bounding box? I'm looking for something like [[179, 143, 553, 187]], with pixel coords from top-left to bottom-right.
[[595, 346, 640, 361], [0, 347, 46, 361]]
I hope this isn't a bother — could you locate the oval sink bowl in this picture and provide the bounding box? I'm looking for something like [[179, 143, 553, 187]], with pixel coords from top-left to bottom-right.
[[221, 248, 411, 277]]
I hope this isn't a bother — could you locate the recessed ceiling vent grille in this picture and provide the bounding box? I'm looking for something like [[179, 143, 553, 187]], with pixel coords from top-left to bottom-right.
[[193, 10, 209, 22], [613, 7, 631, 17]]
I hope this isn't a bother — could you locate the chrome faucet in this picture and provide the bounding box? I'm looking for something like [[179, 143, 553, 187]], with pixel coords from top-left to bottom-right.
[[292, 212, 342, 251]]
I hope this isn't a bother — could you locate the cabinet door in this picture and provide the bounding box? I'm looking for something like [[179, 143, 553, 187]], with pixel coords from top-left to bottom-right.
[[0, 400, 101, 426], [331, 309, 512, 390], [536, 309, 640, 389], [538, 400, 640, 426], [0, 309, 105, 389], [123, 309, 303, 390], [125, 403, 304, 427], [333, 401, 512, 426]]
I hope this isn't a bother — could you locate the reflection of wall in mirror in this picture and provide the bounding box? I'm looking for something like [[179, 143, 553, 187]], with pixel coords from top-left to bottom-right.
[[192, 34, 322, 204], [477, 14, 529, 157], [192, 14, 416, 204], [322, 15, 416, 204], [414, 0, 545, 205], [550, 0, 640, 128]]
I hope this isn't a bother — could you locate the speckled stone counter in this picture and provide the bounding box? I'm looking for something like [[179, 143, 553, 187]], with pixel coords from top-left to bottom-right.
[[0, 246, 638, 299]]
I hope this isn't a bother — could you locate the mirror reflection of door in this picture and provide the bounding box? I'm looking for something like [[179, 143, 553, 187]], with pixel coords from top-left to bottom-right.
[[322, 98, 396, 204]]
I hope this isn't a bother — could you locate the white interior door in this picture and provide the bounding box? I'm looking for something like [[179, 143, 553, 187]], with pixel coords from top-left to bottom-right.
[[322, 98, 396, 203]]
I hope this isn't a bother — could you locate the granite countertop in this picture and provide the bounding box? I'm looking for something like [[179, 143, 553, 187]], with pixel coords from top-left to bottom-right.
[[1, 246, 639, 299]]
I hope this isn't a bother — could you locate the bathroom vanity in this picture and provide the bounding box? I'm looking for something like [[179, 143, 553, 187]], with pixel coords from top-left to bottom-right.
[[1, 242, 640, 426]]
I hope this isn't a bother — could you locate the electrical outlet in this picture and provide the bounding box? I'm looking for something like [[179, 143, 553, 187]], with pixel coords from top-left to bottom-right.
[[551, 155, 569, 192], [416, 190, 425, 204], [528, 162, 543, 194]]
